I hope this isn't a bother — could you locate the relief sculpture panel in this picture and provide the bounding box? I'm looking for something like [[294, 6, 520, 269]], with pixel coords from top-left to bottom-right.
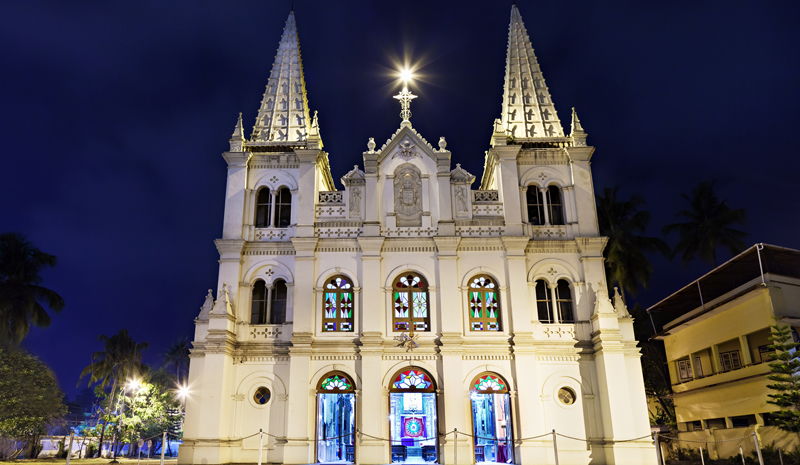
[[394, 163, 423, 227]]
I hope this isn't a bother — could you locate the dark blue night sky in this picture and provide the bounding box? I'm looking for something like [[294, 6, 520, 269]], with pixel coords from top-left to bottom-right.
[[2, 1, 799, 398]]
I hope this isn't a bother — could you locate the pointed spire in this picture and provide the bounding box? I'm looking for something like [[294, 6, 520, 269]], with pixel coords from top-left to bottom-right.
[[570, 107, 588, 146], [211, 283, 234, 316], [613, 287, 631, 318], [499, 5, 564, 141], [229, 113, 245, 152], [198, 289, 214, 320], [250, 11, 314, 145]]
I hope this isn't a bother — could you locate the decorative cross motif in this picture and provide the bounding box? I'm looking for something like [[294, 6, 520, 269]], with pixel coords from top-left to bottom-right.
[[269, 176, 279, 183], [547, 267, 557, 277], [393, 86, 418, 122], [538, 173, 548, 181], [393, 331, 420, 352], [265, 269, 274, 277]]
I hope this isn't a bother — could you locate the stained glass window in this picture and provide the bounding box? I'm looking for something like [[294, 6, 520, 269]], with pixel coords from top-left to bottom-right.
[[393, 273, 430, 332], [391, 369, 434, 392], [472, 373, 508, 393], [322, 275, 354, 332], [320, 375, 353, 391], [468, 275, 501, 332]]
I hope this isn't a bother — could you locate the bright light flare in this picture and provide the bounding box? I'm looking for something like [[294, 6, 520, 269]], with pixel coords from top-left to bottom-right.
[[127, 379, 141, 391], [177, 385, 190, 399], [400, 68, 413, 83]]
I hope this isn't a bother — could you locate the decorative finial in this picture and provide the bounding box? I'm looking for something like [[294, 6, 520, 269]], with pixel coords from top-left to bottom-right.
[[367, 137, 376, 152], [393, 86, 418, 124], [230, 113, 245, 152], [571, 107, 584, 134], [438, 137, 447, 151]]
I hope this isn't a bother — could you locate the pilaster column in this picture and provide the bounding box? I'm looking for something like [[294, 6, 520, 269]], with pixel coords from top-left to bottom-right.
[[265, 284, 274, 324], [548, 283, 559, 323], [493, 145, 523, 236], [519, 186, 528, 223], [540, 188, 550, 225], [711, 344, 722, 373], [294, 148, 320, 237], [221, 152, 251, 240], [739, 335, 753, 365], [434, 237, 461, 334], [269, 191, 277, 228]]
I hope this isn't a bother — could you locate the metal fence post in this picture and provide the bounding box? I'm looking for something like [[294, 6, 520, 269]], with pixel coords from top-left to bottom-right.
[[355, 429, 360, 465], [654, 432, 662, 465], [779, 447, 784, 465], [699, 446, 705, 465], [258, 429, 264, 465], [454, 429, 458, 465], [552, 430, 559, 465], [739, 445, 745, 465], [160, 432, 167, 465], [66, 431, 75, 465], [753, 431, 764, 465]]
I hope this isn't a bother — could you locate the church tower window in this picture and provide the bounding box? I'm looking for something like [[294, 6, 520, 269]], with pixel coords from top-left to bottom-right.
[[535, 280, 553, 323], [322, 275, 354, 332], [393, 273, 430, 332], [251, 280, 268, 324], [547, 186, 565, 225], [468, 275, 501, 331], [256, 188, 272, 228], [275, 188, 292, 228], [555, 280, 574, 323], [270, 279, 287, 324], [526, 186, 545, 225]]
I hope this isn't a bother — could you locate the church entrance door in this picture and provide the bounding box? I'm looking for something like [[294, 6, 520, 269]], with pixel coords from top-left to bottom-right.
[[316, 372, 356, 463], [388, 368, 438, 463], [470, 373, 513, 465]]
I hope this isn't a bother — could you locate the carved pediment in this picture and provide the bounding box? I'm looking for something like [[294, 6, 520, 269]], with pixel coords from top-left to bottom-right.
[[373, 126, 442, 166]]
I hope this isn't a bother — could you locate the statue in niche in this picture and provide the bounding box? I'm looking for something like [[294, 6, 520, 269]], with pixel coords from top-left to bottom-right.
[[455, 187, 468, 215], [394, 164, 422, 227], [350, 187, 361, 216]]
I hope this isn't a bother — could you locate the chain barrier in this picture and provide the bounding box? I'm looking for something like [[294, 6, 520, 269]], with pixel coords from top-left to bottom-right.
[[660, 433, 756, 444], [556, 432, 653, 443]]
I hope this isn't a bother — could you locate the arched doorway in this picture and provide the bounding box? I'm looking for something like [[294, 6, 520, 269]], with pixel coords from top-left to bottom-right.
[[316, 372, 356, 463], [470, 373, 513, 464], [388, 368, 438, 463]]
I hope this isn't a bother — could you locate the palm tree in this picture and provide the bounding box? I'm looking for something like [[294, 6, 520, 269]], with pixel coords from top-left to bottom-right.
[[163, 337, 191, 384], [79, 329, 148, 458], [0, 232, 65, 346], [663, 181, 747, 268], [596, 187, 670, 304]]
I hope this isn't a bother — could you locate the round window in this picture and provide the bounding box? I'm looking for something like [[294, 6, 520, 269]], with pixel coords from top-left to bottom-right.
[[557, 387, 575, 405], [254, 387, 271, 405]]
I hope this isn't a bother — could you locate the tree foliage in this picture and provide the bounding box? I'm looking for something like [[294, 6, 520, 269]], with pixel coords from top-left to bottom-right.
[[0, 232, 65, 347], [766, 323, 800, 432], [162, 337, 190, 384], [596, 187, 669, 302], [0, 349, 67, 458], [663, 181, 747, 268], [78, 329, 148, 457]]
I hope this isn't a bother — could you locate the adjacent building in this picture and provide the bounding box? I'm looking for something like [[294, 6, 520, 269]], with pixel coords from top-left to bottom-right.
[[178, 6, 656, 465], [650, 244, 800, 455]]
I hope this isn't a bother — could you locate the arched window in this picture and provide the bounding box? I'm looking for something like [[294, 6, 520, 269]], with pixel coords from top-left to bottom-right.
[[316, 372, 355, 463], [251, 280, 268, 324], [468, 275, 501, 332], [389, 368, 436, 393], [275, 188, 292, 228], [535, 280, 553, 323], [526, 186, 544, 225], [555, 280, 574, 323], [393, 273, 430, 332], [256, 188, 272, 228], [270, 279, 287, 324], [322, 275, 354, 332], [547, 186, 565, 225]]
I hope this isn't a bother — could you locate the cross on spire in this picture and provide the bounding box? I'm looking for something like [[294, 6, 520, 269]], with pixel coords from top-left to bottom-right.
[[393, 86, 417, 124]]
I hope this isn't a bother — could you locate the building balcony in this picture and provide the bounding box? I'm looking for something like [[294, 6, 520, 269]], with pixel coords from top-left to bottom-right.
[[672, 361, 770, 394]]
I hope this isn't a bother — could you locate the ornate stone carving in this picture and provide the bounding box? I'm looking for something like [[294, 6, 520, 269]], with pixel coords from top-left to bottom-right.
[[438, 137, 447, 151], [394, 164, 422, 227], [473, 190, 500, 203], [318, 191, 343, 204], [393, 139, 419, 161], [455, 187, 468, 214], [349, 187, 361, 215], [367, 138, 375, 152]]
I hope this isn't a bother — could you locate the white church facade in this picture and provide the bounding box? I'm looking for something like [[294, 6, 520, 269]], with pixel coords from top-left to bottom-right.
[[179, 6, 656, 465]]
